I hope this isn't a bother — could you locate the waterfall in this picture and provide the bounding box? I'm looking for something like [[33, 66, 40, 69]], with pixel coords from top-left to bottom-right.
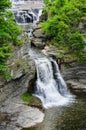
[[29, 49, 73, 108], [11, 0, 43, 24]]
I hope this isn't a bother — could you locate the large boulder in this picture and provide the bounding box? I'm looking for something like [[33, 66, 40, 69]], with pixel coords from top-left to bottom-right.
[[0, 104, 44, 130]]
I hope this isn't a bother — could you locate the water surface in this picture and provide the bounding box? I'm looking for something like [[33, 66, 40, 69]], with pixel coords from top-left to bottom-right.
[[22, 92, 86, 130]]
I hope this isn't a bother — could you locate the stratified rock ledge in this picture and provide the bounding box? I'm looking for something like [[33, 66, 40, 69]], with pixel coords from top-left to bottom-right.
[[67, 80, 86, 92]]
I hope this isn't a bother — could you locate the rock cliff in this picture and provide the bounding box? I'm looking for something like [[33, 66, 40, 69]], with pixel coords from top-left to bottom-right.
[[0, 33, 35, 104]]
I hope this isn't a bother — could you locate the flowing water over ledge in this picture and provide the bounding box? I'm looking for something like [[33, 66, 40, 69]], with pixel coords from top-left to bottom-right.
[[29, 49, 74, 108], [22, 92, 86, 130]]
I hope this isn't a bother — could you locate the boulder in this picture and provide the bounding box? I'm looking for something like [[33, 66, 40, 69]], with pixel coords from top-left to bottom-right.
[[0, 103, 44, 130]]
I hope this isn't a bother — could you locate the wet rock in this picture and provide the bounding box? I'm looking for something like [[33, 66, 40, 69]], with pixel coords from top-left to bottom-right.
[[31, 38, 45, 48], [28, 96, 43, 111], [31, 24, 46, 48], [28, 77, 36, 94]]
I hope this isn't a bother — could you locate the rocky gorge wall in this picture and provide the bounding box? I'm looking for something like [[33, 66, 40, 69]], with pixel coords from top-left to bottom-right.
[[0, 33, 35, 104]]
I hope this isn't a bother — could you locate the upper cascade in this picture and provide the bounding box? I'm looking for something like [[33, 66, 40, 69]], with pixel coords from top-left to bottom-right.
[[10, 0, 43, 33], [10, 0, 43, 34]]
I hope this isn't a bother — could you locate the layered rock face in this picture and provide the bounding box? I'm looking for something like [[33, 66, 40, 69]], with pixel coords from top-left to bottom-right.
[[62, 60, 86, 84], [0, 33, 35, 104], [61, 60, 86, 92]]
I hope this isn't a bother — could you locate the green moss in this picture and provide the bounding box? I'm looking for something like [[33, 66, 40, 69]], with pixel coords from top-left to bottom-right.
[[21, 92, 33, 102], [15, 58, 23, 68]]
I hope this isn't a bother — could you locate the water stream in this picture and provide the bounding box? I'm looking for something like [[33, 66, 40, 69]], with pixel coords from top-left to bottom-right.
[[22, 92, 86, 130]]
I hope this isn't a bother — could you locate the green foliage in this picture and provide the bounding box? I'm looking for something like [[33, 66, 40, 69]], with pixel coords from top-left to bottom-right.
[[0, 0, 11, 11], [42, 0, 86, 60], [0, 0, 22, 77], [21, 92, 33, 102]]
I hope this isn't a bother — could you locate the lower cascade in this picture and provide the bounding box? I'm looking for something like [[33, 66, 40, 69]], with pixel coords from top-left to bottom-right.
[[30, 50, 73, 108]]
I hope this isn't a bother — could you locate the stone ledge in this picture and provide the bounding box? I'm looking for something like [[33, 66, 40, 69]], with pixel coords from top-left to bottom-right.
[[0, 98, 44, 130], [67, 80, 86, 92]]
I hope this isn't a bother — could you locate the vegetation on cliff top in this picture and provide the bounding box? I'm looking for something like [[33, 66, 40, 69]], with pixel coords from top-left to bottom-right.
[[0, 0, 22, 78], [42, 0, 86, 61]]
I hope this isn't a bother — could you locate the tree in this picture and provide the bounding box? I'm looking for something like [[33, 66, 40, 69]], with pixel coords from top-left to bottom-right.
[[42, 0, 86, 60], [0, 0, 22, 78]]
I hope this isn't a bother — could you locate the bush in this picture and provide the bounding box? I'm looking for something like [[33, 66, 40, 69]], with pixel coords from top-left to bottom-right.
[[0, 0, 22, 77], [42, 0, 86, 60]]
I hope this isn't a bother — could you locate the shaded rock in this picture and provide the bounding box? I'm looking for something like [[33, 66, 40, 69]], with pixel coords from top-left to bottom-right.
[[33, 24, 41, 30], [0, 76, 6, 87], [62, 60, 86, 85], [28, 76, 36, 94], [0, 113, 11, 123], [67, 80, 86, 92], [28, 96, 43, 111]]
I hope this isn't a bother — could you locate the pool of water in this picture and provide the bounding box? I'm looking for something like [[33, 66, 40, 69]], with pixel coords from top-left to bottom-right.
[[22, 92, 86, 130]]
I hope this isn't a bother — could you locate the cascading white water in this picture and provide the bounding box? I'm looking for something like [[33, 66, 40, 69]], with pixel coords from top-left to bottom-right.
[[29, 49, 73, 108], [11, 0, 43, 24], [11, 0, 43, 35]]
